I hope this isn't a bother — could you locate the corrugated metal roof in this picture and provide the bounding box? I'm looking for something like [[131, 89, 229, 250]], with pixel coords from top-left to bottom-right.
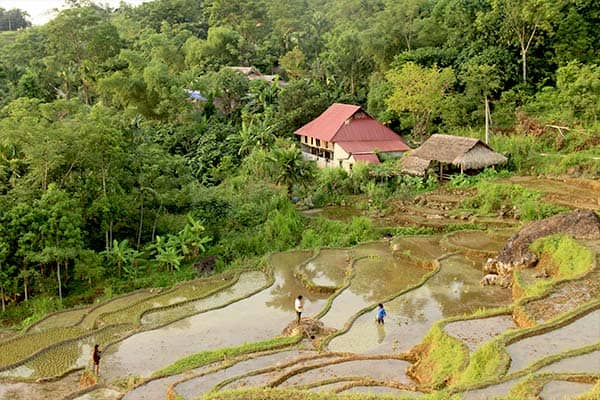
[[352, 153, 380, 164], [333, 117, 406, 143], [294, 104, 409, 155], [295, 103, 361, 141]]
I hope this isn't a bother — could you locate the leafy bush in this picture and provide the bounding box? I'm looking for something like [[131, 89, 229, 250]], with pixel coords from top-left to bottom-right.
[[311, 167, 352, 206], [300, 216, 377, 248], [461, 182, 567, 220], [449, 168, 510, 189]]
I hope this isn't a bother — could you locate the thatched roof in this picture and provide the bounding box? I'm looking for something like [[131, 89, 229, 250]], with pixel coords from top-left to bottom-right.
[[407, 134, 507, 170], [400, 156, 431, 176]]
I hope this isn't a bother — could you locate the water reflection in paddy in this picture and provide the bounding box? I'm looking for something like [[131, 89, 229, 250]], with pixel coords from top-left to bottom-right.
[[461, 378, 519, 400], [280, 359, 413, 387], [538, 350, 600, 374], [299, 249, 349, 288], [320, 242, 428, 329], [444, 315, 516, 351], [506, 310, 600, 374], [141, 271, 265, 327], [539, 380, 594, 400], [341, 385, 423, 397], [328, 255, 511, 354], [176, 350, 309, 398], [103, 253, 328, 381]]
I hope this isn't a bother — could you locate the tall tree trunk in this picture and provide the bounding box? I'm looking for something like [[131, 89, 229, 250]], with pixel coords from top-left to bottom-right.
[[485, 96, 490, 144], [521, 48, 527, 83], [109, 219, 113, 250], [1, 285, 5, 312], [24, 277, 28, 302], [137, 194, 144, 249], [57, 262, 62, 302]]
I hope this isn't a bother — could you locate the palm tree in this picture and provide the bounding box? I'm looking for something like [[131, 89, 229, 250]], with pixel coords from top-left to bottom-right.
[[268, 142, 315, 195]]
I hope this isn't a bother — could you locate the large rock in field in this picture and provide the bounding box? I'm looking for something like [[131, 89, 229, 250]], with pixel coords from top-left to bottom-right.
[[485, 209, 600, 275]]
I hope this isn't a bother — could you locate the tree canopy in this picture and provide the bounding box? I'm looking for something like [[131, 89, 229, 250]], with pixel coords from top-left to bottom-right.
[[0, 0, 598, 322]]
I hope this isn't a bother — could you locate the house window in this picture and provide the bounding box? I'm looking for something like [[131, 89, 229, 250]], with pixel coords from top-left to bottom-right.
[[311, 137, 314, 145], [316, 139, 321, 147]]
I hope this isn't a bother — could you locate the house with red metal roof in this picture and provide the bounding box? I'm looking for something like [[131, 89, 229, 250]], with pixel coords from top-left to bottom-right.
[[294, 103, 410, 171]]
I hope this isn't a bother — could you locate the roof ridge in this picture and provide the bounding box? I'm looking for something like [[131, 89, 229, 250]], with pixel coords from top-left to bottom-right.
[[330, 104, 361, 142]]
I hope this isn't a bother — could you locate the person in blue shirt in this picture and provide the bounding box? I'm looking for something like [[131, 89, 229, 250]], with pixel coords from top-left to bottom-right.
[[376, 303, 387, 324]]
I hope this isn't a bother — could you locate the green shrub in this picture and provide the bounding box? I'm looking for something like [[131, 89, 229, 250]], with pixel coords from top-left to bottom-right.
[[449, 168, 510, 189], [300, 216, 377, 248], [312, 168, 352, 206], [461, 182, 567, 220]]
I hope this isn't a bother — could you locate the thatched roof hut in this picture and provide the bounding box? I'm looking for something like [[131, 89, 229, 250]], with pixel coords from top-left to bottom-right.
[[400, 156, 431, 176], [401, 134, 507, 176]]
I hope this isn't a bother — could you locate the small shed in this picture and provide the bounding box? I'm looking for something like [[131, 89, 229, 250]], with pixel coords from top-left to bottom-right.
[[401, 134, 507, 177]]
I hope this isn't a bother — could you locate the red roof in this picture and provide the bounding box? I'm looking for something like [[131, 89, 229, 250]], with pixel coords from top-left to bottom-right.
[[295, 103, 409, 152], [352, 153, 380, 164], [295, 103, 360, 141]]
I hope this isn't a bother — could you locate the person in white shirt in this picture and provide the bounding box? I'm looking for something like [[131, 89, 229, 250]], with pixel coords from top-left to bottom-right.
[[295, 295, 304, 323]]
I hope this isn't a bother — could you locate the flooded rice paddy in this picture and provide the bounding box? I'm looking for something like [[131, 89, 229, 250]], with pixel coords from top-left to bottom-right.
[[0, 370, 81, 400], [217, 353, 346, 391], [279, 358, 413, 387], [140, 271, 266, 327], [340, 385, 423, 397], [0, 324, 129, 379], [1, 221, 598, 400], [71, 387, 122, 400], [506, 309, 600, 373], [538, 350, 600, 374], [328, 254, 511, 354], [460, 378, 519, 400], [175, 350, 311, 398], [445, 230, 507, 255], [320, 242, 428, 330], [538, 380, 594, 400], [444, 315, 516, 351], [298, 249, 349, 288], [103, 258, 329, 380]]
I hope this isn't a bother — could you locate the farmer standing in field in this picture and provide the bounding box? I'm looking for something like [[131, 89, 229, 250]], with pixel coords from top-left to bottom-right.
[[295, 295, 304, 323], [376, 303, 387, 325], [92, 344, 102, 375]]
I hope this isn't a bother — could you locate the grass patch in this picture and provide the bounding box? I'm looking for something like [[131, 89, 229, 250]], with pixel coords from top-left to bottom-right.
[[531, 235, 594, 279], [412, 324, 468, 388], [457, 338, 510, 386], [576, 379, 600, 400], [513, 270, 553, 299], [460, 182, 567, 221], [300, 216, 380, 248], [507, 373, 545, 399], [152, 335, 301, 377]]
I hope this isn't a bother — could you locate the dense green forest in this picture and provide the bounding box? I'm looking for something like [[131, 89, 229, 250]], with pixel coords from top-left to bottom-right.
[[0, 0, 598, 325]]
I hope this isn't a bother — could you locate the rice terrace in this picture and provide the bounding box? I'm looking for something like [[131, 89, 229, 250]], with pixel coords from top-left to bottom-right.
[[1, 1, 600, 400], [0, 177, 598, 400]]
